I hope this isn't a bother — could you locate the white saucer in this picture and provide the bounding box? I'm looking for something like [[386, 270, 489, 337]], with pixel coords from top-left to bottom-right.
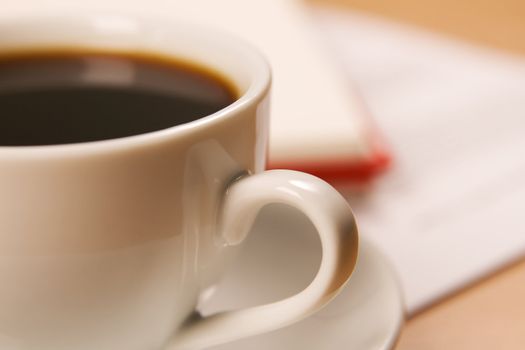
[[200, 204, 405, 350]]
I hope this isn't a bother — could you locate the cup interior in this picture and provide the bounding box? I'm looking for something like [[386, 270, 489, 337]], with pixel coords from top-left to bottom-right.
[[0, 14, 271, 147]]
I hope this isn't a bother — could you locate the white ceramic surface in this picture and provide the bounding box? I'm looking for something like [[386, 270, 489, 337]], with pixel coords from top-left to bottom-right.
[[0, 14, 359, 350], [202, 204, 405, 350]]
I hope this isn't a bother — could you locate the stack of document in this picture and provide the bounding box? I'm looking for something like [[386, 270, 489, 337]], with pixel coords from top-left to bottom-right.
[[313, 8, 525, 313]]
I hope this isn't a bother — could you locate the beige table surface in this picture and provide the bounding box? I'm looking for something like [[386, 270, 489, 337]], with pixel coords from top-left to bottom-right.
[[396, 259, 525, 349], [305, 0, 525, 348]]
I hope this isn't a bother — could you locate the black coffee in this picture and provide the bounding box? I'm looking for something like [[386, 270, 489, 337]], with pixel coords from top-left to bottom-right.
[[0, 50, 237, 146]]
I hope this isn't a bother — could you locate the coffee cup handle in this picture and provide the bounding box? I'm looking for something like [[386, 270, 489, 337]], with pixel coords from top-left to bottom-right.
[[169, 169, 359, 350]]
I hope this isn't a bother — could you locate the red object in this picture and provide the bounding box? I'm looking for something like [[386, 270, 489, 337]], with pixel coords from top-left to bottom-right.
[[268, 116, 392, 187]]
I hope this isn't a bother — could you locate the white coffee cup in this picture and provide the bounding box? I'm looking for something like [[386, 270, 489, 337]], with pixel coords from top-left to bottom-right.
[[0, 14, 359, 350]]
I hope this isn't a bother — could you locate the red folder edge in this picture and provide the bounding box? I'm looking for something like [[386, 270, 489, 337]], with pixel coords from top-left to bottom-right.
[[268, 120, 392, 187]]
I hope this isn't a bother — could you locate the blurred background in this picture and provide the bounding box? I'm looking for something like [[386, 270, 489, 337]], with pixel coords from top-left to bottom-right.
[[310, 0, 525, 54]]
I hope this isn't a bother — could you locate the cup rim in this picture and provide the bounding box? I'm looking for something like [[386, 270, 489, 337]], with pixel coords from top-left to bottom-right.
[[0, 13, 272, 157]]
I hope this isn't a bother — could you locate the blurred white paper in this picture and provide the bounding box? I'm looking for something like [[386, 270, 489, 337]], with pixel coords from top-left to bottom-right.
[[312, 9, 525, 313]]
